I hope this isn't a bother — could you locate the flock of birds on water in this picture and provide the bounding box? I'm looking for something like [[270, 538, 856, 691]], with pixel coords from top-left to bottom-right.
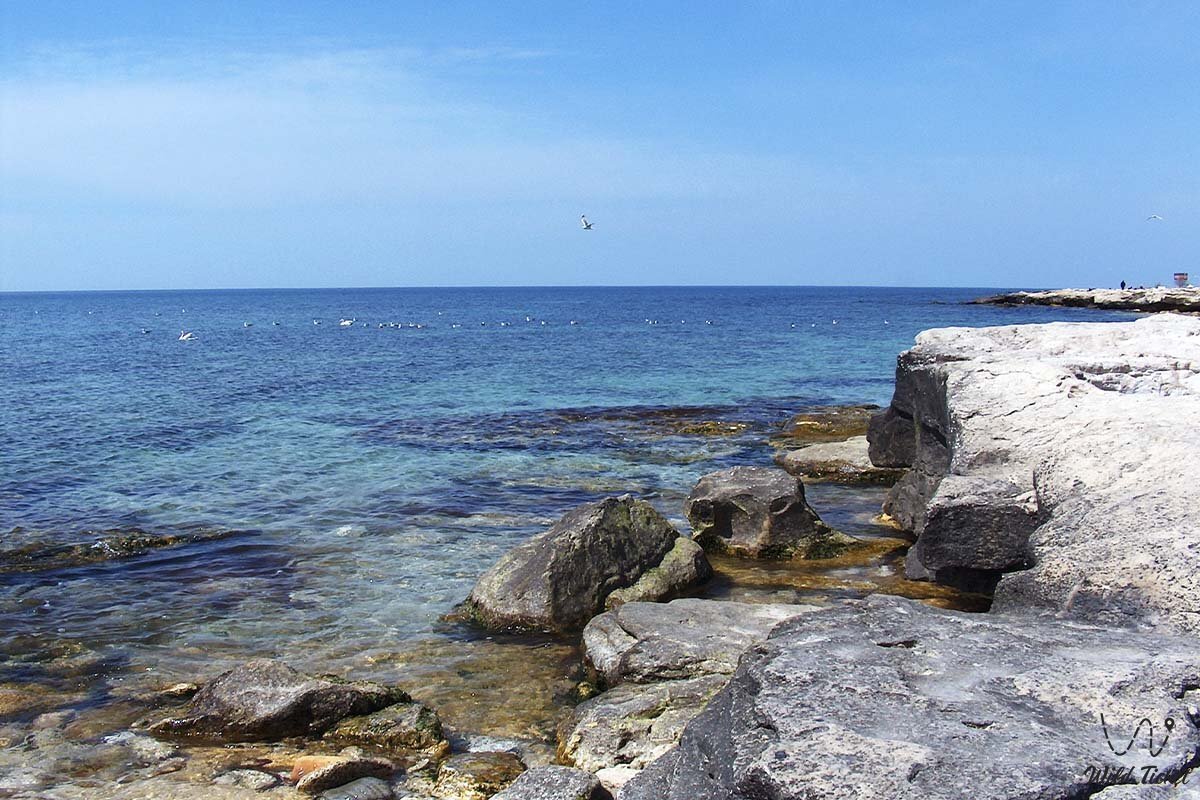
[[164, 315, 881, 341]]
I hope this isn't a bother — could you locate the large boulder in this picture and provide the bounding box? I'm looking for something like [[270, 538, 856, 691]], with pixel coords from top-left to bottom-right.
[[622, 594, 1200, 800], [684, 466, 856, 559], [463, 496, 708, 633], [866, 314, 1200, 632], [148, 659, 406, 742]]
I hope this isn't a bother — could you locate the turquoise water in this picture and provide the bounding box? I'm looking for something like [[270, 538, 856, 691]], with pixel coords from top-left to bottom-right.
[[0, 286, 1135, 738]]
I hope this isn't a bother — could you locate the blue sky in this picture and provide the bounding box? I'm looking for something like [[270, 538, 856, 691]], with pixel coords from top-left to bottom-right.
[[1, 2, 1197, 291]]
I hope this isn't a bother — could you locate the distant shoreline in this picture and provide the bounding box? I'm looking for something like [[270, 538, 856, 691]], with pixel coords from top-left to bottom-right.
[[970, 286, 1200, 314]]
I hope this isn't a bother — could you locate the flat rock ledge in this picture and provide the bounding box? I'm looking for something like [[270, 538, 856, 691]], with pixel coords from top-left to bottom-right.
[[972, 286, 1200, 313], [559, 600, 814, 793], [774, 435, 905, 484], [463, 496, 711, 634], [622, 595, 1200, 800], [866, 314, 1200, 629], [685, 466, 857, 559]]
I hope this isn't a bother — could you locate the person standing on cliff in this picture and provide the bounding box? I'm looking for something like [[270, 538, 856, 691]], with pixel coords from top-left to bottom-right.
[[1120, 280, 1126, 290]]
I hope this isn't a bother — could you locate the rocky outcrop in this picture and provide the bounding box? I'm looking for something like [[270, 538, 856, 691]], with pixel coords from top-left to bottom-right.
[[490, 765, 612, 800], [148, 659, 406, 742], [558, 600, 812, 793], [463, 496, 709, 633], [684, 467, 856, 559], [622, 594, 1200, 800], [774, 436, 904, 484], [866, 314, 1200, 629], [972, 286, 1200, 313]]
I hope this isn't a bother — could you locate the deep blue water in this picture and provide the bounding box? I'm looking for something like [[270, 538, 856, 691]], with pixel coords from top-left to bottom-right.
[[0, 286, 1136, 720]]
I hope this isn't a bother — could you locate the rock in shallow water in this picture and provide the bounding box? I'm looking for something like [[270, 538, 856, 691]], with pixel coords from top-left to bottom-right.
[[604, 537, 711, 610], [685, 466, 856, 559], [325, 700, 448, 757], [432, 751, 525, 800], [774, 436, 905, 485], [621, 594, 1200, 800], [463, 496, 706, 633], [148, 659, 407, 742], [292, 755, 394, 794]]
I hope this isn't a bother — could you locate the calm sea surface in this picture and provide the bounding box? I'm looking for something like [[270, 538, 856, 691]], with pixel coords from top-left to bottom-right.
[[0, 286, 1136, 748]]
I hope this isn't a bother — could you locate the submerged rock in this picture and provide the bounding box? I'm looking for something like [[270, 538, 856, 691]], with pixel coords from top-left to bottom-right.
[[622, 594, 1200, 800], [463, 496, 706, 633], [774, 435, 905, 484], [768, 404, 878, 447], [684, 466, 856, 559], [868, 314, 1200, 631], [315, 776, 393, 800], [432, 751, 525, 800], [490, 765, 611, 800], [148, 659, 407, 742], [325, 700, 448, 757]]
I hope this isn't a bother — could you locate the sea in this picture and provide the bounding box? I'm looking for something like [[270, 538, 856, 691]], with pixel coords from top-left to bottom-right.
[[0, 286, 1137, 778]]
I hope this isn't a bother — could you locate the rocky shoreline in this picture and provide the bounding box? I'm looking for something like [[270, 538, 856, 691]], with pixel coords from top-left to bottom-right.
[[6, 314, 1200, 798], [972, 286, 1200, 314]]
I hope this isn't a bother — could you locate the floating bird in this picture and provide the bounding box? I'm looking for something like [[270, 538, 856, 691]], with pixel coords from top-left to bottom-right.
[[1147, 215, 1164, 221], [178, 330, 195, 341], [339, 318, 354, 327], [243, 322, 253, 328], [272, 321, 280, 326], [580, 214, 594, 230]]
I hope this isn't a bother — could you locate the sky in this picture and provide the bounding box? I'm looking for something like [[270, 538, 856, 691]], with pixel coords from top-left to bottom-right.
[[1, 2, 1198, 291]]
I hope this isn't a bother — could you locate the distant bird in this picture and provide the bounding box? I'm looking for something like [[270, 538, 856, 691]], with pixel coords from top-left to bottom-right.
[[313, 319, 322, 325], [1147, 214, 1164, 221], [580, 214, 594, 230], [243, 322, 253, 328], [178, 330, 195, 341], [272, 321, 280, 326], [339, 318, 354, 327]]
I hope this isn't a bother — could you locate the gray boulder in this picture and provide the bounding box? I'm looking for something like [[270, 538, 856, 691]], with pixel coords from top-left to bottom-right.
[[464, 497, 707, 633], [774, 435, 905, 484], [490, 765, 612, 800], [148, 659, 406, 742], [684, 466, 856, 559], [867, 314, 1200, 632], [622, 594, 1200, 800], [582, 599, 809, 687]]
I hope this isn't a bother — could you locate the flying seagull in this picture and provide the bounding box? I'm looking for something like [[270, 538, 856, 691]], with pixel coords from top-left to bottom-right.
[[1147, 214, 1164, 221], [580, 214, 594, 230]]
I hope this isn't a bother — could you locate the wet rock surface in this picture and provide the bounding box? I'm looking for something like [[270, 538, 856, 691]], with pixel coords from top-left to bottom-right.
[[767, 404, 878, 447], [603, 538, 711, 609], [431, 751, 525, 800], [868, 314, 1200, 632], [774, 435, 905, 484], [149, 659, 407, 742], [685, 466, 856, 559], [622, 594, 1200, 800], [325, 700, 448, 757], [464, 496, 700, 633]]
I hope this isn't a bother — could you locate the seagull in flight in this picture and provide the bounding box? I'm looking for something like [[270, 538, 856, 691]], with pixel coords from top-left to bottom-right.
[[1147, 214, 1164, 221], [580, 214, 594, 230]]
